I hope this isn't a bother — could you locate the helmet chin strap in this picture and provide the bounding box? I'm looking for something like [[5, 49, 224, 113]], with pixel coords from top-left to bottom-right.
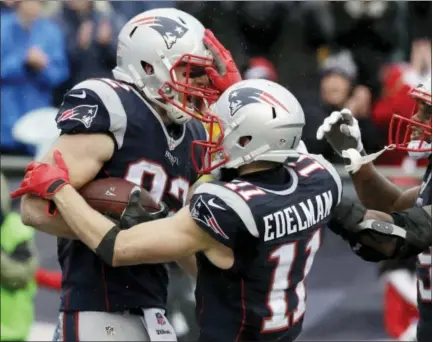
[[343, 145, 396, 174], [407, 140, 432, 160]]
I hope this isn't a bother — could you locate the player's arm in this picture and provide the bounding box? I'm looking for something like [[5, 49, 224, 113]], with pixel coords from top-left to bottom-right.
[[49, 184, 231, 268], [20, 79, 128, 238], [20, 134, 113, 238], [316, 108, 420, 212], [350, 163, 420, 212], [331, 196, 431, 261]]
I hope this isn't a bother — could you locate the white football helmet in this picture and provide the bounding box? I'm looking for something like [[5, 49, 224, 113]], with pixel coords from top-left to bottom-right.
[[388, 75, 432, 159], [113, 8, 219, 124], [192, 79, 306, 174]]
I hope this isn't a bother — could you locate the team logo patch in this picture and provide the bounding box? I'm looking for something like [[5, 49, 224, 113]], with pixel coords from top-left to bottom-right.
[[228, 87, 288, 116], [56, 104, 98, 128], [191, 196, 229, 239], [155, 312, 166, 326], [131, 16, 188, 50]]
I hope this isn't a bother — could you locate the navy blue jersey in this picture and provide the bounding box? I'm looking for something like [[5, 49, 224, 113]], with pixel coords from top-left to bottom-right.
[[415, 160, 432, 342], [55, 78, 207, 312], [188, 154, 342, 342]]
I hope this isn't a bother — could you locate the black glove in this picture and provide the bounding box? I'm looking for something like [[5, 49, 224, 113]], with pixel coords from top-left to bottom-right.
[[118, 188, 169, 229], [389, 206, 432, 258], [329, 197, 396, 262]]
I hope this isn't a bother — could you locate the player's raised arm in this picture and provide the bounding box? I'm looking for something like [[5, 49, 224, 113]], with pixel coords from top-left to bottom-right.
[[19, 79, 129, 237], [316, 108, 420, 212]]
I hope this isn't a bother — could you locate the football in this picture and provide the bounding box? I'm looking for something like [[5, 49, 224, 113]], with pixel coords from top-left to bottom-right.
[[79, 178, 159, 218]]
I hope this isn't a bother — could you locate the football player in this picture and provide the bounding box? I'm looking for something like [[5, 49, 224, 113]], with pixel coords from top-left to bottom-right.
[[316, 77, 431, 342], [16, 8, 241, 342], [12, 79, 344, 341]]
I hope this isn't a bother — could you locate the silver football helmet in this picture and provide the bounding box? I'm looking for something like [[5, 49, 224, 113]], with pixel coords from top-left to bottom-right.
[[192, 79, 306, 174], [113, 8, 219, 124]]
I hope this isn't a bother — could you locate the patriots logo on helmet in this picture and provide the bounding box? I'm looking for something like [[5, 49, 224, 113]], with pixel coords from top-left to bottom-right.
[[56, 105, 98, 128], [228, 87, 288, 116], [132, 16, 188, 50], [190, 196, 229, 239]]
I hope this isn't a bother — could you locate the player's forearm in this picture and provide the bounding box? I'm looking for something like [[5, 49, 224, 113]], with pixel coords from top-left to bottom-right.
[[52, 185, 114, 251], [21, 195, 78, 239], [350, 163, 403, 213]]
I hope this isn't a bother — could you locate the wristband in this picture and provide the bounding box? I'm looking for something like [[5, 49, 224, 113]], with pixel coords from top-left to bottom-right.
[[95, 226, 121, 266]]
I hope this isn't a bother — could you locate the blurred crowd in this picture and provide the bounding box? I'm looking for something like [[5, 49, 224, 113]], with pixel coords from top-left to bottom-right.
[[1, 0, 431, 166]]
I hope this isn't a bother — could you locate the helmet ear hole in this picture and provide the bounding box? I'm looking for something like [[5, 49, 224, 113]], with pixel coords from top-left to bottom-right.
[[272, 107, 277, 119], [141, 61, 154, 75], [238, 136, 252, 147]]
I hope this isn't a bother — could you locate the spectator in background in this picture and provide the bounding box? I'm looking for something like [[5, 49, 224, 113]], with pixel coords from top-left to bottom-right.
[[304, 1, 401, 97], [0, 172, 38, 341], [243, 57, 278, 82], [1, 0, 69, 155], [0, 0, 15, 15], [406, 2, 432, 59], [110, 1, 177, 26], [302, 51, 380, 161], [53, 0, 123, 92]]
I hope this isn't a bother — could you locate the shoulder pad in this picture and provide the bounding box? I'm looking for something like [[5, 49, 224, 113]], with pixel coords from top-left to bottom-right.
[[191, 181, 259, 239], [61, 79, 128, 148], [301, 153, 342, 203]]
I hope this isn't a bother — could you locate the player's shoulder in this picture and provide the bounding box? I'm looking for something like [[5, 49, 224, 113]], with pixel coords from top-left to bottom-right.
[[295, 152, 342, 202], [68, 78, 135, 109], [191, 180, 259, 238], [56, 78, 139, 148]]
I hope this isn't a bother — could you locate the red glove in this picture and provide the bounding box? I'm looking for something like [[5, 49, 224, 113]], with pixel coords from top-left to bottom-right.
[[10, 150, 70, 200], [203, 29, 242, 93]]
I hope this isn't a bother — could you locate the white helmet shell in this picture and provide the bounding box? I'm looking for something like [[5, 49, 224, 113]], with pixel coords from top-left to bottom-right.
[[211, 79, 306, 169], [113, 8, 212, 124]]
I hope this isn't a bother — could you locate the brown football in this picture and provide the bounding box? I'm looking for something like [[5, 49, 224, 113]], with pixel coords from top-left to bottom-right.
[[79, 178, 159, 218]]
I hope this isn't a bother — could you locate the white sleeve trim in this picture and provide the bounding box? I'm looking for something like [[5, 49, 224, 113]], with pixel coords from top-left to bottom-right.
[[194, 182, 259, 238], [308, 153, 343, 204], [72, 79, 127, 149]]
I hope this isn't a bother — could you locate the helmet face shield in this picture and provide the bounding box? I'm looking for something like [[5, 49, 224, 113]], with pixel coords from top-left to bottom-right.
[[388, 113, 432, 152], [158, 54, 220, 121], [388, 84, 432, 153], [191, 113, 229, 175]]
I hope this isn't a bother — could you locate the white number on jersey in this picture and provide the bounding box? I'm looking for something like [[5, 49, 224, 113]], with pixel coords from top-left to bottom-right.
[[125, 160, 190, 211], [297, 155, 325, 177], [261, 229, 321, 332], [225, 181, 266, 201]]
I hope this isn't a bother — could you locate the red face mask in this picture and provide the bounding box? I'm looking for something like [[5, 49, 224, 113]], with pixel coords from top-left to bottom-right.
[[388, 86, 432, 153], [157, 54, 220, 121], [190, 112, 229, 175]]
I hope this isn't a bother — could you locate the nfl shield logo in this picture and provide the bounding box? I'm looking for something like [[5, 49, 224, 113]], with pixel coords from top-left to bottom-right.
[[155, 312, 166, 325]]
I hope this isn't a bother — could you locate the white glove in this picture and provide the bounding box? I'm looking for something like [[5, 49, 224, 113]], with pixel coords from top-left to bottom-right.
[[316, 108, 364, 156]]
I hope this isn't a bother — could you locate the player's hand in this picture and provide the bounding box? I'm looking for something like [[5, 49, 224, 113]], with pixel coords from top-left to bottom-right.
[[316, 108, 364, 156], [118, 187, 169, 229], [10, 150, 70, 200], [203, 29, 242, 93]]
